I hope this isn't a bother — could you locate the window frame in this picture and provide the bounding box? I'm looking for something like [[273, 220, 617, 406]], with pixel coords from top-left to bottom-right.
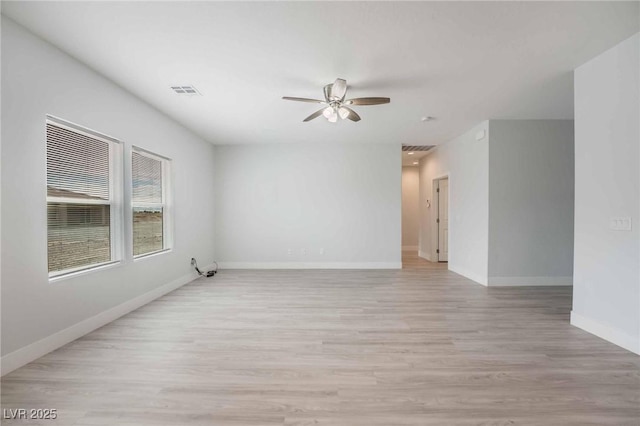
[[46, 116, 123, 281], [130, 146, 173, 259]]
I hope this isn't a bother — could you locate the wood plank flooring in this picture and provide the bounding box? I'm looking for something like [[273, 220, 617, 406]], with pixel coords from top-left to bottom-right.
[[401, 250, 446, 269], [2, 255, 639, 425]]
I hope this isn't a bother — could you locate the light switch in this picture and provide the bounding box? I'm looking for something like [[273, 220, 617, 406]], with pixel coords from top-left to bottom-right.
[[610, 217, 632, 231]]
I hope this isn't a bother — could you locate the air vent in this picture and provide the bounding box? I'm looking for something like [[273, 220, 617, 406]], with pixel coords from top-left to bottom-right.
[[402, 145, 434, 152], [170, 85, 201, 95]]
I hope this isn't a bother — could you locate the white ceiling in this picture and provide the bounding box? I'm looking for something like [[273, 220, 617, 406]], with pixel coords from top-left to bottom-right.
[[3, 1, 638, 146], [402, 149, 432, 166]]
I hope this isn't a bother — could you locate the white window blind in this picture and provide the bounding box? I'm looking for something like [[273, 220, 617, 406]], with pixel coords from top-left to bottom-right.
[[132, 149, 169, 257], [46, 120, 117, 275]]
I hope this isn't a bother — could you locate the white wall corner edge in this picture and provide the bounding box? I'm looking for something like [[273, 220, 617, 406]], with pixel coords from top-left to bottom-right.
[[448, 265, 488, 286], [0, 265, 215, 377], [217, 262, 402, 270], [488, 276, 573, 286], [570, 311, 640, 355], [418, 250, 431, 261]]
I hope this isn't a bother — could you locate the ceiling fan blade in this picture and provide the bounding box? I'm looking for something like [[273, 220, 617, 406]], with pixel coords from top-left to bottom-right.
[[282, 97, 325, 104], [342, 106, 361, 122], [332, 78, 347, 100], [303, 108, 326, 122], [345, 97, 390, 106], [323, 84, 332, 102]]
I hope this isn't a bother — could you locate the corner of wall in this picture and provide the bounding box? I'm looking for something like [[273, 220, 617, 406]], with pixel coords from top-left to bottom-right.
[[571, 311, 640, 355], [418, 250, 431, 261], [449, 264, 488, 286]]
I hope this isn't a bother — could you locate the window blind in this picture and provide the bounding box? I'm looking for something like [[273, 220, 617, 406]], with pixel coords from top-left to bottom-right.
[[132, 151, 165, 256], [132, 152, 162, 204], [47, 122, 113, 274], [47, 124, 110, 200]]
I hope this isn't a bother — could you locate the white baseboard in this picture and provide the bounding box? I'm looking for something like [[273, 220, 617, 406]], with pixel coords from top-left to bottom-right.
[[488, 276, 573, 286], [402, 246, 419, 251], [418, 250, 431, 261], [1, 267, 208, 377], [217, 262, 402, 270], [448, 264, 488, 286], [570, 311, 639, 355]]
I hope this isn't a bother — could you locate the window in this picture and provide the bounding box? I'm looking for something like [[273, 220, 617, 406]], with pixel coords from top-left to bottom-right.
[[131, 148, 171, 257], [46, 117, 170, 276], [46, 118, 121, 277]]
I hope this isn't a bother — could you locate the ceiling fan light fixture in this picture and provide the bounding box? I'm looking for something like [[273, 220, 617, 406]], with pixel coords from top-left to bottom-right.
[[283, 78, 390, 123]]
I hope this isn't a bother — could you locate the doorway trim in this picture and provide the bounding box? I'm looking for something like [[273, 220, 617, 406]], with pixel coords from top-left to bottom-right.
[[431, 174, 449, 263]]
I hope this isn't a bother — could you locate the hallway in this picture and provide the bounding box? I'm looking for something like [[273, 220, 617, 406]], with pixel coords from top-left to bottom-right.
[[401, 249, 446, 270]]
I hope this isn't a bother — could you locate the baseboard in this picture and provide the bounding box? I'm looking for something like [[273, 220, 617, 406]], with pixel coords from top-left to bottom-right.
[[418, 250, 431, 261], [402, 245, 419, 251], [488, 276, 573, 286], [570, 311, 639, 355], [1, 266, 209, 377], [448, 264, 488, 286], [217, 262, 402, 270]]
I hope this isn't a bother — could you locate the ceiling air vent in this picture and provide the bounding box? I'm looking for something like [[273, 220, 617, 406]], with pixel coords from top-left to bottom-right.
[[402, 145, 434, 152], [171, 85, 201, 95]]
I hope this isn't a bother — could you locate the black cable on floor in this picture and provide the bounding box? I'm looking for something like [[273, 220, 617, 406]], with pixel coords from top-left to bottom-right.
[[191, 258, 217, 277]]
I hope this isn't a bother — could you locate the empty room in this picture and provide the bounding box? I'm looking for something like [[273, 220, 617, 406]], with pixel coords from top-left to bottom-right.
[[1, 1, 639, 425]]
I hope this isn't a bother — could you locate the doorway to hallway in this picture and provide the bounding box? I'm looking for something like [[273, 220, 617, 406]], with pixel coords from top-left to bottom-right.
[[401, 165, 420, 255], [436, 177, 449, 262], [400, 145, 435, 269]]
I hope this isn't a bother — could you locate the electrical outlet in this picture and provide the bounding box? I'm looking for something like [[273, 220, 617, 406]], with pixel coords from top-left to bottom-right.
[[319, 248, 325, 255], [610, 217, 632, 231], [301, 248, 307, 256], [287, 248, 293, 255]]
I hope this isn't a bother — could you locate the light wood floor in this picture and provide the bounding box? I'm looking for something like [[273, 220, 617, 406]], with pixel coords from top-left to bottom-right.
[[2, 256, 639, 425], [401, 249, 446, 269]]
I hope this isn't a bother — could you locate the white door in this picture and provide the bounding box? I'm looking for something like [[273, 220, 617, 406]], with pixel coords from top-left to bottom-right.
[[438, 179, 449, 262]]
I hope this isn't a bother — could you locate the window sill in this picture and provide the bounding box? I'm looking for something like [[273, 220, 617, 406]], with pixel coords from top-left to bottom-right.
[[49, 260, 122, 283], [133, 248, 172, 262]]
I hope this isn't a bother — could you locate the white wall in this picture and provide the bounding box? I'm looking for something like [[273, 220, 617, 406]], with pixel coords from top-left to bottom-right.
[[572, 33, 639, 354], [214, 143, 401, 268], [419, 119, 575, 287], [488, 120, 574, 286], [401, 167, 420, 250], [1, 18, 216, 371], [419, 122, 490, 284]]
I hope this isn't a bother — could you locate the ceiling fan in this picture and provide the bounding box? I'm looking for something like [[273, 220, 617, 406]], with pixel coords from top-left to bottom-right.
[[282, 78, 390, 123]]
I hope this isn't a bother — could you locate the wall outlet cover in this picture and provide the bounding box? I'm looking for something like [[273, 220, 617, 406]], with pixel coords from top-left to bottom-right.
[[609, 217, 632, 231]]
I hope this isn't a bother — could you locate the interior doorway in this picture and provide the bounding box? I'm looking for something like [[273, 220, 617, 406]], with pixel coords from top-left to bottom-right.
[[435, 177, 449, 262], [401, 145, 435, 269], [401, 165, 420, 253]]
